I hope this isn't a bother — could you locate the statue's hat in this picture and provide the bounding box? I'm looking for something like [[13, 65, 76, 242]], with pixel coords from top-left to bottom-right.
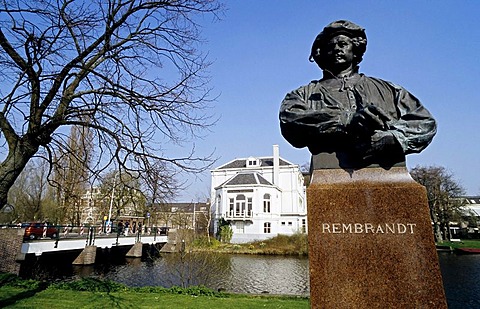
[[310, 20, 367, 63]]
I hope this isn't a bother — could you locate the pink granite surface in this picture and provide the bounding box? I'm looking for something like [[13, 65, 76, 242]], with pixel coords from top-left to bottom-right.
[[307, 167, 447, 308]]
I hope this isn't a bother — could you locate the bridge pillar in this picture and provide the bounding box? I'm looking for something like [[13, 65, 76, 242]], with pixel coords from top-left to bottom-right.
[[72, 245, 97, 265], [126, 242, 143, 258], [0, 228, 25, 274]]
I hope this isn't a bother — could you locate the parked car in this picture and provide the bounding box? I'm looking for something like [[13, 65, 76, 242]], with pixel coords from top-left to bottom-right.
[[23, 222, 58, 240]]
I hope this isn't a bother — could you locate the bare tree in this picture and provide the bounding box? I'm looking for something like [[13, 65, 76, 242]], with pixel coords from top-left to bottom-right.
[[52, 124, 93, 225], [0, 0, 221, 210], [193, 193, 212, 241], [41, 182, 63, 224], [99, 170, 146, 220], [410, 165, 466, 242], [8, 158, 51, 222], [193, 204, 211, 242], [142, 160, 180, 207], [171, 206, 191, 229], [152, 202, 175, 228], [158, 242, 230, 289]]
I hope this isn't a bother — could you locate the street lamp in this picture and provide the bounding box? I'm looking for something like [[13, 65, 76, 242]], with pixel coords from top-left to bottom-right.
[[107, 175, 117, 232]]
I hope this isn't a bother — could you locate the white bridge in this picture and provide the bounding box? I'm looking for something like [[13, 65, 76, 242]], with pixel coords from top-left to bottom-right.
[[21, 235, 168, 256]]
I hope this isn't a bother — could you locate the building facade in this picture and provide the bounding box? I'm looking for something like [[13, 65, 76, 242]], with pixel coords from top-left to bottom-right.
[[211, 145, 307, 243], [150, 202, 210, 234], [451, 196, 480, 238], [77, 185, 145, 226], [79, 187, 104, 224]]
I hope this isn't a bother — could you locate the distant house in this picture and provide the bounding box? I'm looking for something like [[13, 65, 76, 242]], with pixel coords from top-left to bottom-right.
[[446, 196, 480, 239], [78, 186, 145, 225], [462, 196, 480, 217], [150, 202, 210, 234], [211, 145, 307, 243], [79, 187, 105, 224], [459, 196, 480, 236]]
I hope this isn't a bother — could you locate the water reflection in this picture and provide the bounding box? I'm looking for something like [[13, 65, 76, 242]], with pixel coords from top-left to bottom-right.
[[223, 255, 309, 294], [101, 253, 309, 295], [438, 252, 480, 309]]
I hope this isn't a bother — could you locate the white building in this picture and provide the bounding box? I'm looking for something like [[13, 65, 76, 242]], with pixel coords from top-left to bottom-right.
[[462, 196, 480, 218], [211, 145, 307, 243]]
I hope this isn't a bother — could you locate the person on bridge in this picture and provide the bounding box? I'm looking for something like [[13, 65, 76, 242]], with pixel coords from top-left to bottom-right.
[[118, 221, 124, 235], [124, 221, 130, 236]]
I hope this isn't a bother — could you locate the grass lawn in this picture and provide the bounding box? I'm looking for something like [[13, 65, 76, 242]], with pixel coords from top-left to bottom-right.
[[0, 286, 309, 309], [439, 239, 480, 249]]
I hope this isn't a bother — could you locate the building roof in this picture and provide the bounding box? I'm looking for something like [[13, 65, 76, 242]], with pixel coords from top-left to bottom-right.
[[215, 157, 292, 170], [150, 202, 209, 213], [463, 196, 480, 205], [456, 196, 480, 217], [216, 172, 273, 188]]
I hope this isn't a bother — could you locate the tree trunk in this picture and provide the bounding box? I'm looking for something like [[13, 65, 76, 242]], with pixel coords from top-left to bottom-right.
[[430, 207, 443, 242], [446, 221, 453, 240], [0, 139, 39, 209]]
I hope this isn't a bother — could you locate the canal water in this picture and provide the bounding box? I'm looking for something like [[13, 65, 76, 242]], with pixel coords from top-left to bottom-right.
[[437, 252, 480, 309], [19, 249, 480, 308]]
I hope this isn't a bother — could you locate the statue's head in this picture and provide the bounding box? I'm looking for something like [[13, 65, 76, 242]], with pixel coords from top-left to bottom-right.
[[310, 20, 367, 72]]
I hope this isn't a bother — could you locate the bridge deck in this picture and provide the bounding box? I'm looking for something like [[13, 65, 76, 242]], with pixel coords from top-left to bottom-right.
[[21, 235, 168, 256]]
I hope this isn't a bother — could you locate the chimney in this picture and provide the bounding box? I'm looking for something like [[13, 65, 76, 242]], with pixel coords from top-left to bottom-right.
[[273, 145, 279, 185]]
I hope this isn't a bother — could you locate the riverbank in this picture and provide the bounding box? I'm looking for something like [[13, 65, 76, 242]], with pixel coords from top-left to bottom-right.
[[435, 239, 480, 252], [190, 233, 308, 255], [439, 239, 480, 249], [0, 275, 309, 308]]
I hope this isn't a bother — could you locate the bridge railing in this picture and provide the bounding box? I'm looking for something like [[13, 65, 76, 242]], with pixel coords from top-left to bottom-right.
[[0, 223, 169, 245]]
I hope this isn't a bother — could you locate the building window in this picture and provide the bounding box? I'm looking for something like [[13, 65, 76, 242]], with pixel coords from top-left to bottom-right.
[[288, 222, 292, 226], [302, 219, 306, 233], [281, 222, 285, 226], [263, 194, 271, 213], [247, 197, 252, 216], [246, 157, 259, 167], [229, 198, 234, 216], [236, 194, 246, 216], [227, 195, 253, 218], [264, 222, 271, 233]]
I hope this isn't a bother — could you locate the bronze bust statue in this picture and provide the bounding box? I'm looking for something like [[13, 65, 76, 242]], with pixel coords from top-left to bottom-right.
[[279, 20, 436, 169]]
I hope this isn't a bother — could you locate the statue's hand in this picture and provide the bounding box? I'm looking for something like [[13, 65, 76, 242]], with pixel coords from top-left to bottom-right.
[[348, 105, 391, 137], [355, 131, 400, 161]]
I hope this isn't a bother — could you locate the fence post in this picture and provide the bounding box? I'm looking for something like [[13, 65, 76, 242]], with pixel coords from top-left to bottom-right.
[[86, 226, 95, 246], [54, 225, 60, 248], [136, 229, 141, 243], [115, 227, 120, 246]]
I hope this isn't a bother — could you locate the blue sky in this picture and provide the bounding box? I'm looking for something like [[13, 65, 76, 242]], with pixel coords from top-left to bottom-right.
[[175, 0, 480, 201]]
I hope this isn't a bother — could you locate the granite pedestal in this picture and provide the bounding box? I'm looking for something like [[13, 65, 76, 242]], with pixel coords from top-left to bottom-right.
[[308, 165, 447, 308]]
